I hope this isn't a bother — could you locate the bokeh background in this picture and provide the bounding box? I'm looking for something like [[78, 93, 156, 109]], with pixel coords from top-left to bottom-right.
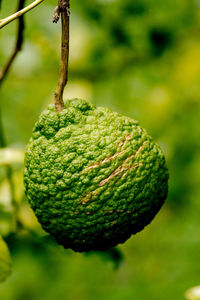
[[0, 0, 200, 299]]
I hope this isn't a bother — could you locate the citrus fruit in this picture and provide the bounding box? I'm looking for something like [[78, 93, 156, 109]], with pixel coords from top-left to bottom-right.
[[24, 99, 168, 252]]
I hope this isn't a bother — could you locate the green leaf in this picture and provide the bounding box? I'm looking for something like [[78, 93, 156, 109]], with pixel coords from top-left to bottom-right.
[[185, 286, 200, 300], [0, 236, 12, 283], [85, 247, 123, 269], [0, 148, 24, 166]]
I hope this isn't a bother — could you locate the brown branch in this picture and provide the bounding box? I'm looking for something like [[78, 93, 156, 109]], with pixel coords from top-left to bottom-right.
[[0, 0, 25, 85], [53, 0, 70, 112]]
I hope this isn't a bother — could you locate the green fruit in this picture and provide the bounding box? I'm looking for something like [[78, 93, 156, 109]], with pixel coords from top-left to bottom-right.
[[24, 99, 168, 252]]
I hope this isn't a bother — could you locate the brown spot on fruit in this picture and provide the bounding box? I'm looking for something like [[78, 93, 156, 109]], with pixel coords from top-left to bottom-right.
[[82, 134, 131, 173]]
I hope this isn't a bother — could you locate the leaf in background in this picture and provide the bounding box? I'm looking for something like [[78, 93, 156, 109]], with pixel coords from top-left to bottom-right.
[[0, 168, 24, 207], [185, 286, 200, 300], [85, 247, 123, 269], [0, 148, 24, 166], [0, 235, 12, 283], [0, 178, 11, 207]]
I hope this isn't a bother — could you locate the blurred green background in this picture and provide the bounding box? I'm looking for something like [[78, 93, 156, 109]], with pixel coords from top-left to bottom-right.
[[0, 0, 200, 299]]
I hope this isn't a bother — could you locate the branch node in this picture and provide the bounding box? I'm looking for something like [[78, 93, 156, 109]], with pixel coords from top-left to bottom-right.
[[52, 6, 60, 23]]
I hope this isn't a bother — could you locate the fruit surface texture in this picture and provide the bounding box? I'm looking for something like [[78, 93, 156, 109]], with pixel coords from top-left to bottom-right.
[[24, 99, 168, 252]]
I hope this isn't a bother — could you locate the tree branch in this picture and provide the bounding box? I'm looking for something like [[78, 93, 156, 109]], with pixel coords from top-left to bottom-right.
[[0, 0, 25, 85], [53, 0, 70, 112], [0, 0, 44, 29], [0, 0, 26, 232]]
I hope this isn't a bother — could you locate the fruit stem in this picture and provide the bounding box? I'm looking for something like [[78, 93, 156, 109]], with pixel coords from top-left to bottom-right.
[[53, 0, 70, 112], [0, 0, 44, 29]]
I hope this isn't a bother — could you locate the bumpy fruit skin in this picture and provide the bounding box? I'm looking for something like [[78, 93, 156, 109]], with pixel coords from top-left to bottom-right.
[[24, 99, 168, 252]]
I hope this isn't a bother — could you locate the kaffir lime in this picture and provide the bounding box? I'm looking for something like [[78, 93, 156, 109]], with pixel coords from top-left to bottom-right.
[[24, 99, 168, 252]]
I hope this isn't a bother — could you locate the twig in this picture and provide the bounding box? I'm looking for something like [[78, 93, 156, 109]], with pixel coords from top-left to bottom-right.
[[0, 0, 25, 85], [0, 0, 44, 29], [53, 0, 70, 112]]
